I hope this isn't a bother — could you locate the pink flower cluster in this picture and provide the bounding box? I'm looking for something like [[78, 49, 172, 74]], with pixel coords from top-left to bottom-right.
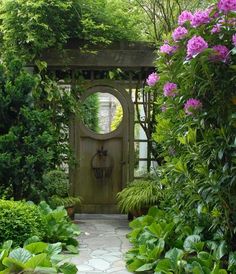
[[191, 10, 211, 27], [146, 72, 160, 86], [211, 24, 221, 34], [178, 11, 193, 25], [187, 36, 208, 58], [172, 26, 188, 42], [218, 0, 236, 12], [233, 34, 236, 46], [163, 82, 178, 97], [212, 45, 230, 62], [184, 98, 202, 115], [160, 44, 178, 55]]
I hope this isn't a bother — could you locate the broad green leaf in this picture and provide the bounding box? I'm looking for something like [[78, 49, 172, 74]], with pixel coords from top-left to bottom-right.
[[214, 241, 227, 260], [24, 236, 41, 246], [149, 240, 165, 260], [165, 248, 184, 264], [197, 251, 213, 268], [0, 250, 8, 262], [25, 242, 48, 254], [59, 263, 78, 274], [184, 235, 201, 252], [2, 257, 25, 271], [148, 207, 165, 218], [66, 245, 78, 254], [2, 241, 13, 251], [228, 252, 236, 271], [9, 248, 32, 263], [34, 266, 58, 273], [190, 261, 204, 274], [136, 263, 154, 272], [127, 259, 144, 272], [148, 223, 163, 238], [46, 243, 62, 256], [24, 253, 50, 269], [155, 258, 172, 272]]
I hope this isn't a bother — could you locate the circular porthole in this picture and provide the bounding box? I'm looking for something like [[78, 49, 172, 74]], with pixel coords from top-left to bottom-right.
[[81, 92, 124, 134]]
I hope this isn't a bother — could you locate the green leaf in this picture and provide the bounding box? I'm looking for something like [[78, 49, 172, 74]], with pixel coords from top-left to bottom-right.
[[25, 242, 48, 254], [197, 251, 213, 268], [148, 222, 163, 238], [2, 241, 13, 251], [2, 257, 25, 271], [127, 259, 144, 272], [24, 236, 41, 246], [66, 245, 78, 254], [59, 263, 78, 274], [228, 252, 236, 271], [24, 253, 50, 269], [34, 266, 58, 273], [155, 258, 172, 272], [214, 241, 227, 260], [165, 248, 184, 264], [9, 248, 32, 263], [184, 235, 201, 252], [46, 243, 62, 256], [136, 263, 154, 272], [190, 261, 204, 274]]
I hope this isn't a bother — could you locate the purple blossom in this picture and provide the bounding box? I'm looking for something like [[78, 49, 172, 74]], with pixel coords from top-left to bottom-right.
[[163, 82, 178, 97], [160, 44, 176, 55], [218, 0, 236, 12], [191, 10, 211, 27], [211, 24, 221, 34], [212, 45, 230, 62], [233, 34, 236, 46], [178, 11, 193, 25], [187, 36, 209, 58], [184, 98, 202, 115], [172, 26, 188, 42], [146, 72, 160, 86]]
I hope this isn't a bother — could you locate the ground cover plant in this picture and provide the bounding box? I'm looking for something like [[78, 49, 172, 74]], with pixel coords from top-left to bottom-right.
[[0, 239, 77, 274], [126, 0, 236, 272], [0, 200, 79, 273], [0, 200, 80, 250]]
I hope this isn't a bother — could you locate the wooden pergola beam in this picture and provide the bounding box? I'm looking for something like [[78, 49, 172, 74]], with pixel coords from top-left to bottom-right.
[[40, 40, 156, 69]]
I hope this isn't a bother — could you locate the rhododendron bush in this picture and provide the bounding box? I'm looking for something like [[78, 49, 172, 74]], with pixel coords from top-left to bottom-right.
[[149, 0, 236, 258], [126, 1, 236, 272]]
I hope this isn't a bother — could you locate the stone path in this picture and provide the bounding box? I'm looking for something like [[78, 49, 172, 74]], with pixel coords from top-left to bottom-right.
[[70, 214, 131, 274]]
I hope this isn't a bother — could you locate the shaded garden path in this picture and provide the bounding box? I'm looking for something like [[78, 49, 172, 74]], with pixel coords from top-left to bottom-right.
[[71, 215, 131, 273]]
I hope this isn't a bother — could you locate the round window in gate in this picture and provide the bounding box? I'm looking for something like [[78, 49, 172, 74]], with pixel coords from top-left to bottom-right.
[[81, 92, 124, 134]]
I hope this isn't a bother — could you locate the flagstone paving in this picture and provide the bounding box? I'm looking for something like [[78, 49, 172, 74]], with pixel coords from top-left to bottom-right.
[[71, 214, 131, 274]]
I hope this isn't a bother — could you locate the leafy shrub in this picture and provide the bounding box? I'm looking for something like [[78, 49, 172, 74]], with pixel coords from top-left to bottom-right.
[[0, 239, 77, 274], [117, 179, 162, 214], [43, 170, 69, 198], [49, 195, 81, 209], [0, 61, 67, 202], [145, 0, 236, 249], [0, 200, 45, 246], [126, 207, 235, 273], [39, 201, 80, 252]]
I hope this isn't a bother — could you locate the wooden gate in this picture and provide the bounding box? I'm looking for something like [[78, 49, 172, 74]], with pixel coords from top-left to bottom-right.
[[70, 82, 134, 213]]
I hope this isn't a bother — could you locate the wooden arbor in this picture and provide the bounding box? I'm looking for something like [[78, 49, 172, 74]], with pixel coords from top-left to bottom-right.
[[42, 40, 155, 213]]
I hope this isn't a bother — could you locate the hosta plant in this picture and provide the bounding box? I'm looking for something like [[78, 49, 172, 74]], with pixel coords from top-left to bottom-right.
[[126, 207, 236, 273], [0, 239, 77, 274], [38, 202, 80, 253]]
